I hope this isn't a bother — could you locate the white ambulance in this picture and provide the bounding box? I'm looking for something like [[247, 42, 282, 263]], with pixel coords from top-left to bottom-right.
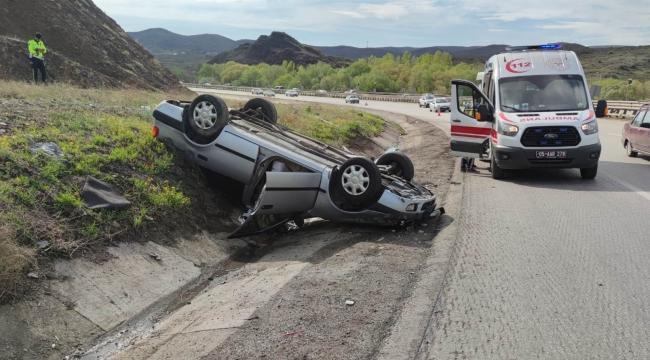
[[450, 44, 601, 179]]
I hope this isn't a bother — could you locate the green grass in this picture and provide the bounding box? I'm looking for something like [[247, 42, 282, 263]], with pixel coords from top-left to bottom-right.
[[0, 81, 388, 303]]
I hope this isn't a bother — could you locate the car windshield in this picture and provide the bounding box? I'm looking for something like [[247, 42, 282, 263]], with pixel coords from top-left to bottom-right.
[[436, 97, 450, 103], [424, 94, 434, 99], [499, 75, 588, 112]]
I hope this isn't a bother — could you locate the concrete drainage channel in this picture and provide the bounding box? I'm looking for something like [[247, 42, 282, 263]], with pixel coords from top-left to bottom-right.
[[82, 226, 347, 359]]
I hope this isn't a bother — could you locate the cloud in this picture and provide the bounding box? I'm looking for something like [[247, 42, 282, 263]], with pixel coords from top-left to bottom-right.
[[93, 0, 650, 46], [358, 2, 409, 19]]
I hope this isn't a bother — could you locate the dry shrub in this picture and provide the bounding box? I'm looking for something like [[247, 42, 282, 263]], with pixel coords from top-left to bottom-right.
[[0, 225, 36, 303]]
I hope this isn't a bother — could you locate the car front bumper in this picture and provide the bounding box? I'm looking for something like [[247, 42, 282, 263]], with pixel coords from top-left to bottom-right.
[[494, 143, 601, 169]]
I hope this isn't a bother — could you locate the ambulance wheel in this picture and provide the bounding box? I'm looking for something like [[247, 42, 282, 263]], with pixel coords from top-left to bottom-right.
[[490, 155, 505, 179], [580, 165, 598, 180]]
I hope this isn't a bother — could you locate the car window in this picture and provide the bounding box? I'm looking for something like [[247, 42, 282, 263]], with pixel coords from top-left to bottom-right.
[[499, 75, 588, 112], [457, 83, 489, 119], [642, 110, 650, 124], [632, 111, 645, 126]]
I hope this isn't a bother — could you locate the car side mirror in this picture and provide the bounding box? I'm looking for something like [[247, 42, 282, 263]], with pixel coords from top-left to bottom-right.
[[476, 104, 494, 122]]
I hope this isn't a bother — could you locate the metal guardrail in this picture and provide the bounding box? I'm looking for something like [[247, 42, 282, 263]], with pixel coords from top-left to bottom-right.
[[183, 83, 422, 103], [598, 100, 647, 118], [184, 83, 647, 117]]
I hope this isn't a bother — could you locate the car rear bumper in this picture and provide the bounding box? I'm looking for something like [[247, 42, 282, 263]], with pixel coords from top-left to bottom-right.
[[494, 143, 601, 169]]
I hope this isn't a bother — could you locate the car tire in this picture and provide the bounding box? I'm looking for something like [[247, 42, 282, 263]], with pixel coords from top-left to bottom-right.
[[184, 95, 229, 144], [626, 141, 638, 157], [490, 155, 505, 179], [580, 165, 598, 179], [376, 151, 415, 181], [243, 98, 278, 124], [595, 100, 607, 118], [331, 157, 383, 211]]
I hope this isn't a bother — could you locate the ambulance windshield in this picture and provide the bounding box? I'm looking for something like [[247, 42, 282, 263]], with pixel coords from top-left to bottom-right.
[[499, 75, 589, 112]]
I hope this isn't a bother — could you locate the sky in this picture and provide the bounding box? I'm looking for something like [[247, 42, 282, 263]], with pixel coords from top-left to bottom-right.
[[93, 0, 650, 47]]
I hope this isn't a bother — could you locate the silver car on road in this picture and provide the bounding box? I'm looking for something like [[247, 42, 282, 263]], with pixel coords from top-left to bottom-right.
[[152, 95, 441, 237]]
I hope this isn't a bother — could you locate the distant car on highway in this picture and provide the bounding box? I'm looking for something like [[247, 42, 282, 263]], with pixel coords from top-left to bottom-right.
[[345, 94, 360, 104], [285, 88, 299, 97], [274, 86, 285, 91], [263, 89, 276, 97], [419, 93, 435, 108], [317, 90, 328, 96], [429, 97, 451, 112], [622, 104, 650, 157], [251, 88, 264, 95]]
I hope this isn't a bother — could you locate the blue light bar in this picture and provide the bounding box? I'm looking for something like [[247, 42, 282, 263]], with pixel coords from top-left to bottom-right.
[[539, 43, 562, 49], [506, 43, 563, 51]]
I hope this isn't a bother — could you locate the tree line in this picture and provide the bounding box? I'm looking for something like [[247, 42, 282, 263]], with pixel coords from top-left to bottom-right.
[[196, 52, 650, 100], [197, 52, 480, 94]]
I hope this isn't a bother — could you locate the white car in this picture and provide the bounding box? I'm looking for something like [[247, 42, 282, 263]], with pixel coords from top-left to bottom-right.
[[263, 89, 275, 97], [429, 97, 451, 112], [285, 89, 299, 97], [251, 88, 264, 95], [449, 44, 601, 180], [419, 93, 434, 108], [345, 95, 360, 104]]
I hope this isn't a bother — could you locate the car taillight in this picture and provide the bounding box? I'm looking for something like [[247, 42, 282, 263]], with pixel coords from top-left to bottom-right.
[[152, 126, 159, 138]]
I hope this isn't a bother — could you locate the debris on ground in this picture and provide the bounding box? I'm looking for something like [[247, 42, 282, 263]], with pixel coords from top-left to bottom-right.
[[81, 176, 131, 210], [36, 240, 50, 250], [27, 272, 40, 279], [345, 300, 355, 306], [148, 253, 161, 262], [29, 142, 64, 158]]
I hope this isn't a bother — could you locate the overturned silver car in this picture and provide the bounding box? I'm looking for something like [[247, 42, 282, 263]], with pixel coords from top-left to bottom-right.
[[152, 94, 442, 237]]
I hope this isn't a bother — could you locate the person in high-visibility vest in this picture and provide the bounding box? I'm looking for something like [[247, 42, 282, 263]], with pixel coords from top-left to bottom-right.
[[27, 33, 47, 83]]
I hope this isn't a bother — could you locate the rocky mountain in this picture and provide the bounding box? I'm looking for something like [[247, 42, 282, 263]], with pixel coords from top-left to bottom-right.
[[0, 0, 178, 89], [209, 32, 349, 67]]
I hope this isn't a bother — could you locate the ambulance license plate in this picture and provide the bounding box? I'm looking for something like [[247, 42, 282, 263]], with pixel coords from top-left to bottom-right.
[[535, 150, 567, 159]]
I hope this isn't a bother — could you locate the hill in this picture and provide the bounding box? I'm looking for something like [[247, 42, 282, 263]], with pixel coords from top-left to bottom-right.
[[128, 28, 240, 55], [0, 0, 177, 89], [209, 32, 349, 67]]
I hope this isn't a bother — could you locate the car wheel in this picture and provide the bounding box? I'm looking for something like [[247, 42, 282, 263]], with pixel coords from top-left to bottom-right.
[[184, 95, 229, 144], [376, 151, 415, 181], [490, 154, 505, 179], [626, 141, 638, 157], [243, 98, 278, 124], [580, 165, 598, 179], [332, 157, 383, 211]]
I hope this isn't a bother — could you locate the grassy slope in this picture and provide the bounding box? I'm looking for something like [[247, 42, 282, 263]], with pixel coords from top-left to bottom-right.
[[0, 81, 384, 303]]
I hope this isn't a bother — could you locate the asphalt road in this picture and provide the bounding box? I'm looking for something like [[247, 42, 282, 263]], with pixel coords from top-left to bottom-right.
[[190, 89, 649, 359]]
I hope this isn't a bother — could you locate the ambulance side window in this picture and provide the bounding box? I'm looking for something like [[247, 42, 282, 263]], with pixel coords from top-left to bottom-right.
[[457, 84, 489, 120]]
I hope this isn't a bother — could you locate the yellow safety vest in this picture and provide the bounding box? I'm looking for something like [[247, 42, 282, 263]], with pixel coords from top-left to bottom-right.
[[28, 39, 47, 60]]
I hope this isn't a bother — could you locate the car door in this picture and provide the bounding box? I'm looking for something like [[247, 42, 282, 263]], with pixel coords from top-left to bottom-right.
[[450, 79, 494, 158], [639, 110, 650, 152], [228, 171, 322, 238], [629, 110, 645, 150]]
